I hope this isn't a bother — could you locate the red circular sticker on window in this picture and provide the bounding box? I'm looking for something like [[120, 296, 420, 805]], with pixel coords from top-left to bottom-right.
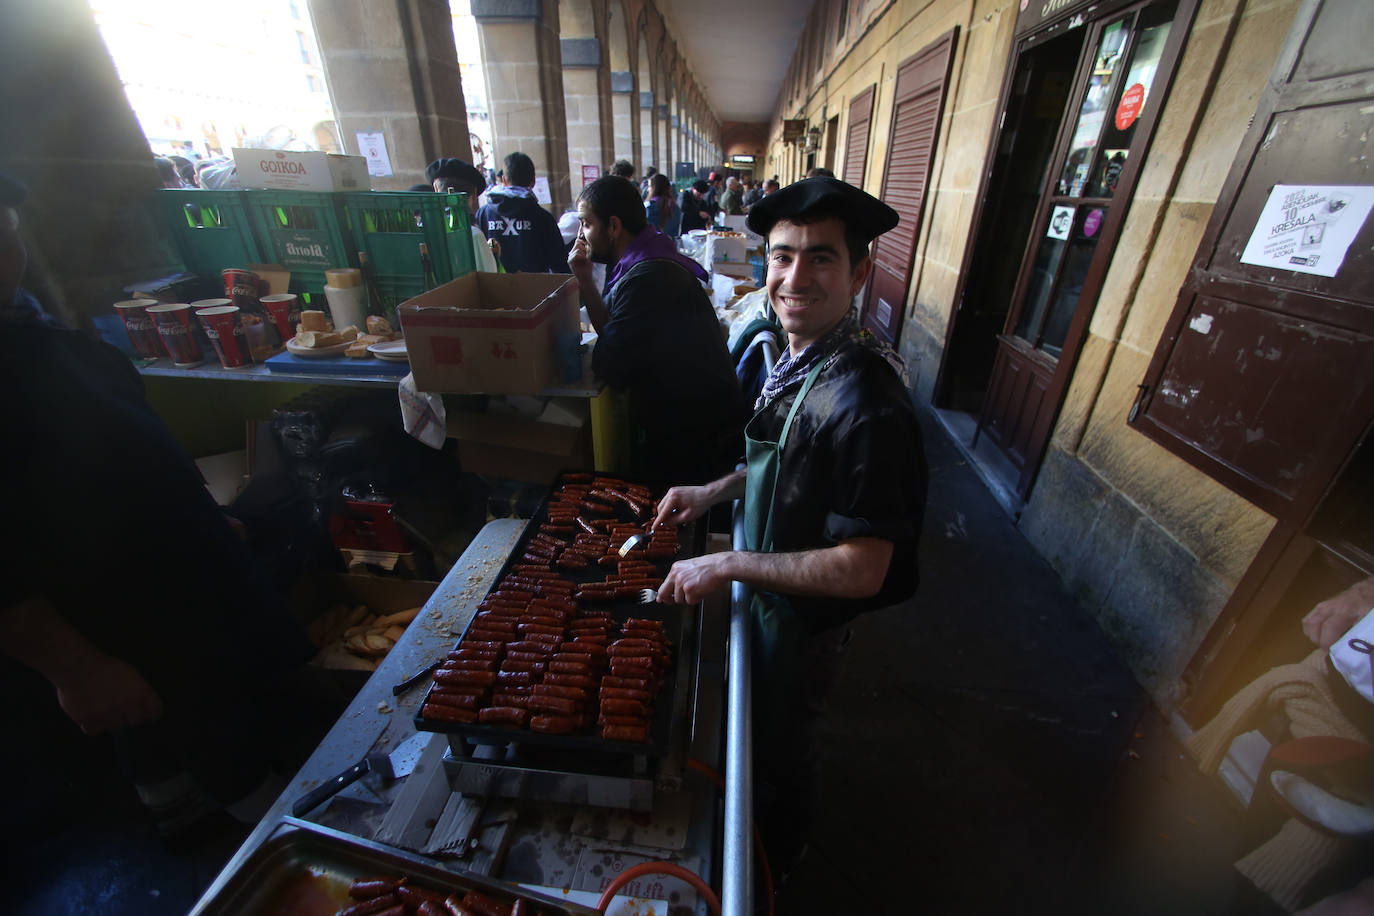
[[1115, 83, 1146, 131]]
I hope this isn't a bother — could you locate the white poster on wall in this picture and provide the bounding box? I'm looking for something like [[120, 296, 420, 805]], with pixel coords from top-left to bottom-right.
[[1239, 184, 1374, 278], [533, 176, 552, 206], [356, 131, 394, 178]]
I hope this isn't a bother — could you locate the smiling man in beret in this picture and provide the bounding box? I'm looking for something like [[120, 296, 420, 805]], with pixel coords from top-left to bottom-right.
[[651, 175, 928, 877]]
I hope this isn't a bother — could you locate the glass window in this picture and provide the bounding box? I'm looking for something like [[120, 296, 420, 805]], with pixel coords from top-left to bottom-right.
[[296, 31, 312, 65], [1056, 16, 1132, 198], [1041, 207, 1107, 354], [1085, 7, 1176, 197], [1014, 227, 1069, 343]]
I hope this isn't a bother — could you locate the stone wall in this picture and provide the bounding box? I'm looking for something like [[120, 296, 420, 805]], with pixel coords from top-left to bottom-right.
[[1019, 0, 1297, 704]]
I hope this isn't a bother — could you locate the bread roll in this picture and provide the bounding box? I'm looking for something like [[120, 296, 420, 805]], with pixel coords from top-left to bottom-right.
[[339, 325, 359, 342], [295, 330, 317, 348], [344, 340, 371, 359], [313, 331, 345, 347], [373, 607, 421, 628], [300, 310, 330, 332], [366, 315, 393, 335]]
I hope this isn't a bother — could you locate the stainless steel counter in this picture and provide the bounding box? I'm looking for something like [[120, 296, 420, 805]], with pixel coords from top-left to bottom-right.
[[191, 517, 726, 915]]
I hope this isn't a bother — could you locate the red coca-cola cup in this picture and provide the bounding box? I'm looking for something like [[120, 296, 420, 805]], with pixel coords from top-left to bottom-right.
[[113, 299, 164, 359], [145, 303, 203, 367], [260, 293, 300, 344], [222, 268, 263, 309], [194, 304, 255, 368]]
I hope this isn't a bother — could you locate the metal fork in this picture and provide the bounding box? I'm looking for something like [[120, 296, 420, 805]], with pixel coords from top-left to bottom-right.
[[638, 588, 659, 604]]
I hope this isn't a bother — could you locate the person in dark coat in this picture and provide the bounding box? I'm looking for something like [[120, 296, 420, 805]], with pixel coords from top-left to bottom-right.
[[569, 176, 747, 486], [0, 171, 345, 835], [678, 179, 712, 233], [475, 152, 568, 274]]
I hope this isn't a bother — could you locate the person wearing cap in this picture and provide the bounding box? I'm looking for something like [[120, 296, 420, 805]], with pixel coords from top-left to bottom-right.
[[704, 171, 724, 218], [650, 175, 927, 873], [569, 176, 748, 486], [0, 171, 344, 835], [476, 152, 569, 275], [427, 157, 499, 273], [678, 179, 712, 233]]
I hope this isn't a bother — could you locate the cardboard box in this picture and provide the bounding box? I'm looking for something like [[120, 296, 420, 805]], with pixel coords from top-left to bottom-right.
[[446, 409, 590, 484], [232, 148, 371, 192], [705, 233, 748, 265], [400, 272, 579, 395], [718, 213, 764, 249]]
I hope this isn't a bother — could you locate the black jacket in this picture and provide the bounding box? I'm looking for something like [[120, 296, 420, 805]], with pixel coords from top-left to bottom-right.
[[476, 189, 569, 274], [593, 259, 747, 485], [678, 189, 710, 232]]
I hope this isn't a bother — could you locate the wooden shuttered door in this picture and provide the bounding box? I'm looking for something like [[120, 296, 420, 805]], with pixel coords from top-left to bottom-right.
[[842, 85, 875, 186], [1126, 0, 1374, 721], [862, 29, 958, 343], [1131, 0, 1374, 522]]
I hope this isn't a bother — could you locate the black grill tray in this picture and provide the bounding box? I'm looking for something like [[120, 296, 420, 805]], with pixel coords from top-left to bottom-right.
[[414, 470, 700, 758]]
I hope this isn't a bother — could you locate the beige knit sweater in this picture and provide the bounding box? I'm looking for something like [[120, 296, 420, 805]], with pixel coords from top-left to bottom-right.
[[1186, 649, 1370, 911]]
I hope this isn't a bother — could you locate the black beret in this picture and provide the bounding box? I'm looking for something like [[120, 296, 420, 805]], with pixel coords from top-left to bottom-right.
[[746, 176, 899, 244], [691, 179, 709, 193], [425, 158, 485, 190], [0, 171, 28, 207]]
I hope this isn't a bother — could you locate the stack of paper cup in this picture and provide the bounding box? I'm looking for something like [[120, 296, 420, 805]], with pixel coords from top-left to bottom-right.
[[324, 268, 366, 331]]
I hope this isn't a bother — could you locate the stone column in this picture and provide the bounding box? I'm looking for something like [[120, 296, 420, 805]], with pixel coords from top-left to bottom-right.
[[640, 90, 656, 176], [560, 0, 613, 194], [311, 0, 471, 191], [473, 0, 571, 212], [611, 70, 636, 164]]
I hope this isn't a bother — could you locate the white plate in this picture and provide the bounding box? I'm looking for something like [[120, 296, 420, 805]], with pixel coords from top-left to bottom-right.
[[285, 335, 350, 358], [368, 340, 409, 362]]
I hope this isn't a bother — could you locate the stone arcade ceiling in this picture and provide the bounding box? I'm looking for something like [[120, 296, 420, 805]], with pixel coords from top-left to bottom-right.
[[656, 0, 812, 123]]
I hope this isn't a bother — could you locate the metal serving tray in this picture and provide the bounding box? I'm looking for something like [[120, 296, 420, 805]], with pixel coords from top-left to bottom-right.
[[192, 816, 598, 915], [413, 471, 701, 759]]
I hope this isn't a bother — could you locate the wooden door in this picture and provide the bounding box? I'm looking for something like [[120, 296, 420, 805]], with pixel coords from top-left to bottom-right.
[[975, 0, 1194, 495], [841, 85, 875, 187], [861, 29, 958, 344], [823, 115, 839, 174]]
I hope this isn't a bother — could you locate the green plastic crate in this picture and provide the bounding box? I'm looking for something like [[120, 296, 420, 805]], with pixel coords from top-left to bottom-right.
[[243, 190, 355, 274], [286, 271, 425, 333], [156, 189, 263, 277], [343, 191, 476, 284]]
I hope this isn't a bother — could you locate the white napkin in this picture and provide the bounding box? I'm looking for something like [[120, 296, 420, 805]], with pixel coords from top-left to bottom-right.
[[398, 372, 446, 449], [1330, 608, 1374, 705]]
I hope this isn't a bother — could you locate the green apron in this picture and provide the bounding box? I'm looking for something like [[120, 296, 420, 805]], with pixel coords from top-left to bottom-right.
[[743, 359, 827, 743]]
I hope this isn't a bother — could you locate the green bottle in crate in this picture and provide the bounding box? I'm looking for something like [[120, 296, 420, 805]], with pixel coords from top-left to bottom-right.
[[358, 250, 393, 326], [419, 242, 437, 292]]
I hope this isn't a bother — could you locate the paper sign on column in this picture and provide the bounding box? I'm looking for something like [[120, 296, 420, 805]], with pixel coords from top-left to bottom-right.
[[533, 176, 552, 205], [357, 130, 394, 178], [1239, 184, 1374, 278]]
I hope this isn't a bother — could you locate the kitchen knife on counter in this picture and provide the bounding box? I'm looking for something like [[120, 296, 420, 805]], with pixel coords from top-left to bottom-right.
[[291, 731, 429, 817]]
